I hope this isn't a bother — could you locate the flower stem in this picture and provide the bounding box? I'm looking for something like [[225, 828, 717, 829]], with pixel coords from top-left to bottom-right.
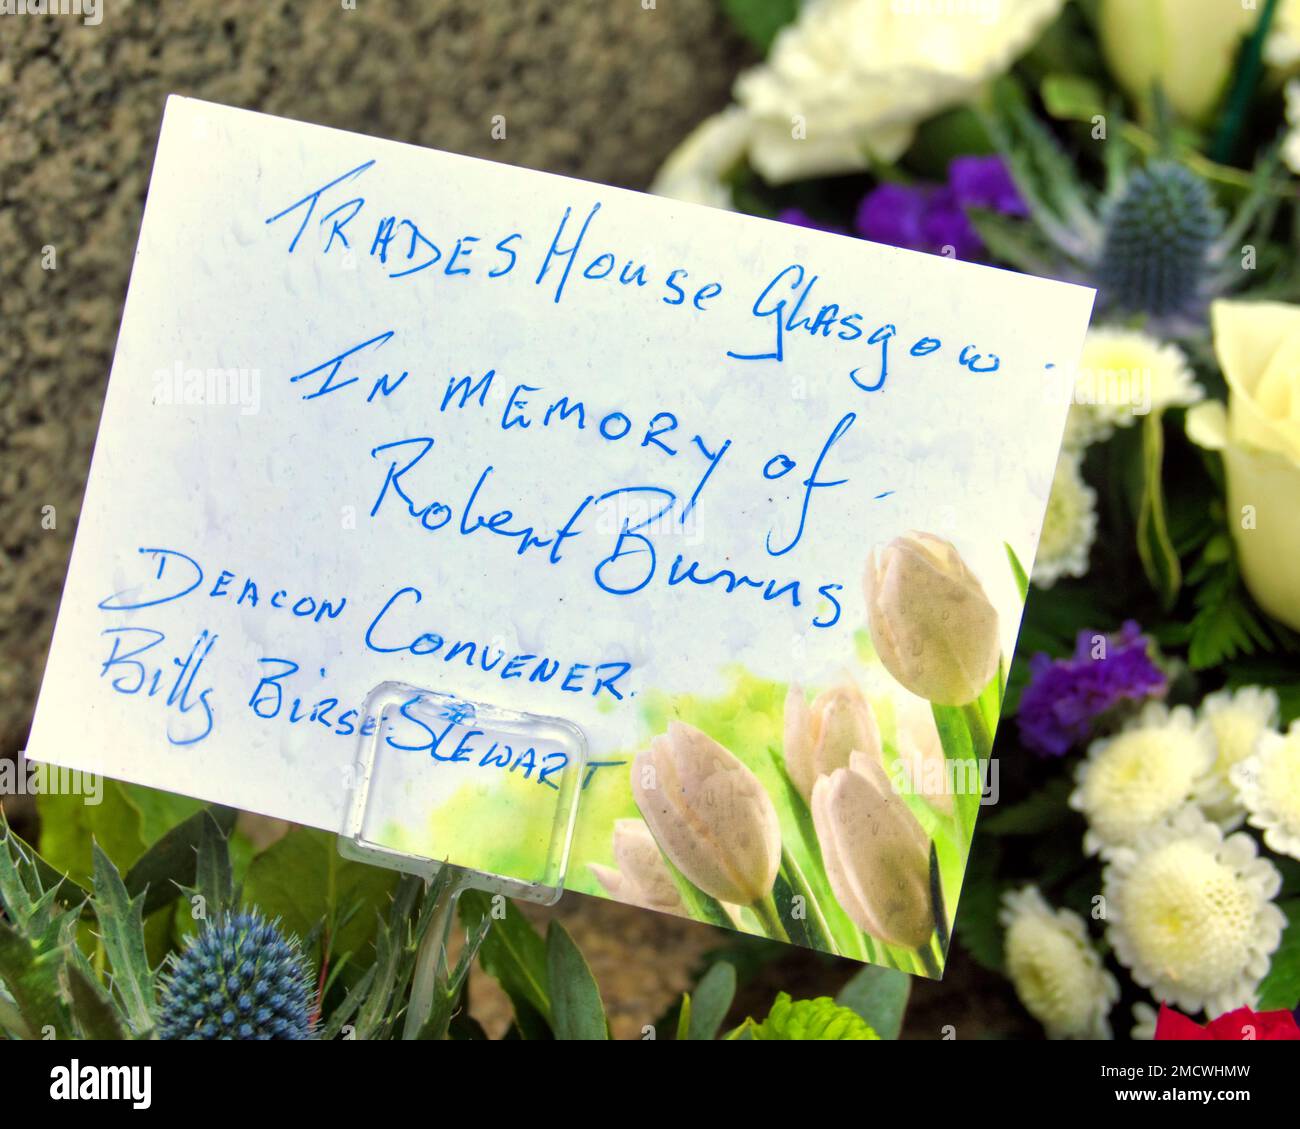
[[751, 893, 790, 942], [917, 942, 943, 979], [1211, 0, 1280, 164], [959, 700, 994, 762], [402, 868, 468, 1040]]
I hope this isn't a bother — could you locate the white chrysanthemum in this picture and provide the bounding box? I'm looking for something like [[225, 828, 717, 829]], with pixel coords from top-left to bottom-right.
[[1266, 3, 1300, 70], [1285, 82, 1300, 177], [1032, 448, 1097, 588], [1104, 808, 1284, 1017], [1130, 1001, 1158, 1041], [1199, 686, 1280, 825], [1232, 721, 1300, 860], [1064, 328, 1203, 449], [1000, 887, 1118, 1039], [649, 107, 750, 210], [733, 0, 1064, 184], [1071, 703, 1216, 856]]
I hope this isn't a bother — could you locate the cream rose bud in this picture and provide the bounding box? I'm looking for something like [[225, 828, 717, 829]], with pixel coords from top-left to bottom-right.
[[631, 722, 781, 907], [783, 681, 881, 801], [864, 533, 1000, 707], [1187, 301, 1300, 632], [813, 752, 934, 949], [611, 820, 683, 912], [1098, 0, 1254, 123]]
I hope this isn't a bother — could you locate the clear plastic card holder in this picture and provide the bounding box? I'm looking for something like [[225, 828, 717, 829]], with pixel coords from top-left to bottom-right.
[[338, 681, 587, 905]]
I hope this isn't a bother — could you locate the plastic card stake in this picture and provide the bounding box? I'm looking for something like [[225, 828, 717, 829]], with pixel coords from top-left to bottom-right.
[[27, 97, 1097, 975], [339, 682, 585, 903]]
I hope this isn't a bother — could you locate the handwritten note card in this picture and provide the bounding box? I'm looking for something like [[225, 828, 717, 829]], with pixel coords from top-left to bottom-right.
[[29, 97, 1094, 971]]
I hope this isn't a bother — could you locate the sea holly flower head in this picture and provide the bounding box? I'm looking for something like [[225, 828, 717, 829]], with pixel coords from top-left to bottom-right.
[[158, 912, 314, 1040]]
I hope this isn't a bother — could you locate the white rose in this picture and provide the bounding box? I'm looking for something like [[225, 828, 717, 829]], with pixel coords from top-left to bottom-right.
[[648, 106, 751, 210]]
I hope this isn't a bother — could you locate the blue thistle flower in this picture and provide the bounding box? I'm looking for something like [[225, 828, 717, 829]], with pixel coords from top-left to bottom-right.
[[158, 912, 314, 1040], [1097, 161, 1222, 318]]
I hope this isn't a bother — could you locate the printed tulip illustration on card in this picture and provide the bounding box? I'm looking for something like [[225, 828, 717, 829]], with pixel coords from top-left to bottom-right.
[[606, 532, 1011, 975], [26, 99, 1095, 978]]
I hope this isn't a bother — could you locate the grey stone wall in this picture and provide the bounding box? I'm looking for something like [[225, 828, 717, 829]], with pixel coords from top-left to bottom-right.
[[0, 0, 749, 757]]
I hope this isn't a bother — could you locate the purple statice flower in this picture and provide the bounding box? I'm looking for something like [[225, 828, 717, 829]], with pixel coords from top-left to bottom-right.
[[854, 183, 930, 249], [916, 187, 983, 260], [948, 155, 1029, 217], [854, 155, 1026, 260], [776, 207, 846, 235], [1016, 621, 1167, 758]]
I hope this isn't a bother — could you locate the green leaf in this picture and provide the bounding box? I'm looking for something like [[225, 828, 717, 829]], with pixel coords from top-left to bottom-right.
[[1185, 537, 1276, 669], [0, 818, 89, 916], [720, 0, 798, 53], [980, 777, 1075, 835], [685, 960, 736, 1040], [194, 811, 234, 918], [123, 806, 236, 918], [966, 208, 1063, 276], [951, 838, 1004, 972], [659, 851, 735, 931], [460, 889, 553, 1032], [66, 962, 130, 1040], [90, 843, 155, 1036], [772, 849, 837, 953], [1040, 73, 1106, 122], [546, 923, 608, 1040], [676, 993, 692, 1041], [836, 965, 911, 1040], [1005, 542, 1030, 602], [1257, 898, 1300, 1010], [0, 920, 72, 1039], [241, 827, 396, 972], [740, 992, 878, 1041], [120, 784, 205, 845], [931, 702, 986, 846], [1136, 411, 1181, 609], [979, 77, 1101, 247], [37, 779, 148, 887]]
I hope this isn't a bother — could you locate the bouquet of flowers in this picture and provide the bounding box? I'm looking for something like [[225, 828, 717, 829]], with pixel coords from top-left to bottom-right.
[[652, 0, 1300, 1039]]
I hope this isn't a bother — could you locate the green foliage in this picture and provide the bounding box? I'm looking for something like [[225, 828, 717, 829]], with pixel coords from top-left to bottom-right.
[[979, 778, 1074, 836], [241, 827, 397, 981], [836, 965, 911, 1040], [125, 806, 237, 918], [546, 923, 608, 1040], [729, 992, 878, 1040], [322, 869, 488, 1041], [459, 888, 553, 1036], [1256, 898, 1300, 1011], [720, 0, 798, 54], [950, 837, 1005, 973], [1135, 411, 1181, 608], [680, 960, 736, 1040], [1182, 532, 1278, 669], [91, 843, 155, 1036]]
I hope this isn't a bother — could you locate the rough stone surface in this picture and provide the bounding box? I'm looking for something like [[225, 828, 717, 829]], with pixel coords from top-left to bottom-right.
[[0, 0, 749, 761]]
